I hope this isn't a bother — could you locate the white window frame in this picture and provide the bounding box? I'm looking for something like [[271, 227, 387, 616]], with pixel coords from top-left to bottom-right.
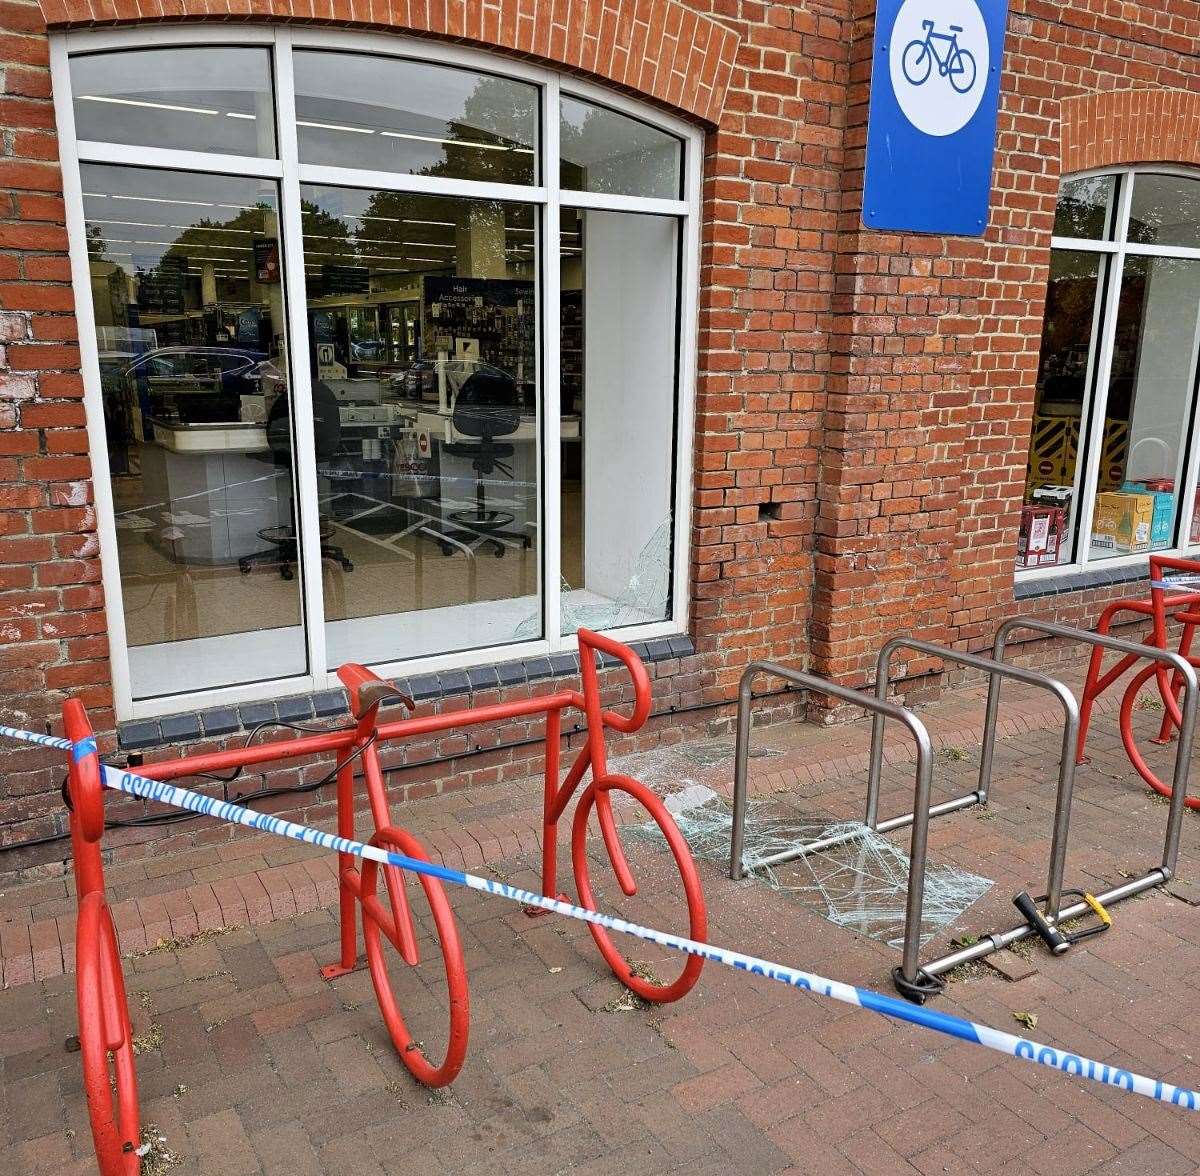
[[50, 25, 703, 721], [1020, 164, 1200, 582]]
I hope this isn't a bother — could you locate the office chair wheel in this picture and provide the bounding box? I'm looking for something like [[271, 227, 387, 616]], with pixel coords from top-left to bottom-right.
[[492, 543, 505, 558], [440, 542, 454, 556], [280, 564, 294, 581], [238, 559, 250, 575], [341, 558, 354, 572]]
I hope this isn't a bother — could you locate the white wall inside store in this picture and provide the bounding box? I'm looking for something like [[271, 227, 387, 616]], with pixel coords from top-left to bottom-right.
[[581, 210, 677, 604], [1128, 257, 1200, 484]]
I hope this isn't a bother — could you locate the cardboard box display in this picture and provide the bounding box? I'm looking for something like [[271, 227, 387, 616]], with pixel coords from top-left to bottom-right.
[[1091, 491, 1154, 554], [1018, 505, 1066, 568], [1121, 481, 1175, 547]]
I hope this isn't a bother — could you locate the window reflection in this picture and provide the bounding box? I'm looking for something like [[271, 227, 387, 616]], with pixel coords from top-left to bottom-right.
[[1052, 174, 1117, 241], [70, 48, 276, 157], [1021, 250, 1105, 567], [299, 185, 542, 666], [84, 164, 304, 698], [1088, 256, 1200, 561], [560, 96, 682, 199], [293, 52, 537, 184], [1128, 173, 1200, 250]]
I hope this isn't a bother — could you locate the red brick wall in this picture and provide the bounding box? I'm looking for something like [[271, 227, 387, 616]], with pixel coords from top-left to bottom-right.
[[3, 0, 1200, 871], [692, 0, 848, 687], [947, 3, 1200, 667], [811, 0, 1200, 688]]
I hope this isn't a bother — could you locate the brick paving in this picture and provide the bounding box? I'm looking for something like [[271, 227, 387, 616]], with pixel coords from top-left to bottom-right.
[[3, 664, 1200, 1173]]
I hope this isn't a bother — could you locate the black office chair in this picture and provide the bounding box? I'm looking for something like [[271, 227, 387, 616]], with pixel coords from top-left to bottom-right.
[[438, 366, 530, 558], [238, 378, 355, 581]]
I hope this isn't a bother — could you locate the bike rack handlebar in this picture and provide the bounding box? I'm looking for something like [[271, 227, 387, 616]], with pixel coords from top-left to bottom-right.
[[577, 627, 653, 733], [729, 662, 935, 883]]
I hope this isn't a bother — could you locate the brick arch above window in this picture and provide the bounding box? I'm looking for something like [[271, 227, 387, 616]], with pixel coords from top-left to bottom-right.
[[36, 0, 739, 127], [1061, 88, 1200, 174]]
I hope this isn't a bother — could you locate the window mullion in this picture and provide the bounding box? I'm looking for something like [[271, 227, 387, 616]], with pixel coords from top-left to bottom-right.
[[542, 75, 562, 650], [273, 29, 328, 687]]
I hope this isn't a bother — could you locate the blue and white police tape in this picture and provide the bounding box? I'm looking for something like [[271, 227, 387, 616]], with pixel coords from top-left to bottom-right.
[[4, 723, 1198, 1111], [1151, 576, 1200, 590]]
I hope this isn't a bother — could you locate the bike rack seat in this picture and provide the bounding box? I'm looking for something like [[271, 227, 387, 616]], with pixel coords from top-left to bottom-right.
[[337, 663, 415, 720]]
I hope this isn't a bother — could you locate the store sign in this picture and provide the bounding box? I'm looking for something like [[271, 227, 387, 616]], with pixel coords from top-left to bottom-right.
[[862, 0, 1010, 236]]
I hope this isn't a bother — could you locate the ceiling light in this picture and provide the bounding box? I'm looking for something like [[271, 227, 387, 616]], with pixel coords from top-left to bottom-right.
[[77, 94, 220, 116], [89, 193, 216, 208], [377, 129, 532, 154], [297, 119, 373, 135]]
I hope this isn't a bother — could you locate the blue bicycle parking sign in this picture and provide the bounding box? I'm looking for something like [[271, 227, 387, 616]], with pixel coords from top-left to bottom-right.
[[863, 0, 1010, 235]]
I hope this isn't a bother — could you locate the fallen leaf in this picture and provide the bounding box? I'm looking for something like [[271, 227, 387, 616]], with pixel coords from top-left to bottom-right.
[[549, 967, 563, 974], [1013, 1010, 1038, 1031]]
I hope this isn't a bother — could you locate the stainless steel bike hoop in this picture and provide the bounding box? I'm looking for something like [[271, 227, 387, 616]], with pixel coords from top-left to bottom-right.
[[872, 638, 1080, 996], [729, 662, 934, 885]]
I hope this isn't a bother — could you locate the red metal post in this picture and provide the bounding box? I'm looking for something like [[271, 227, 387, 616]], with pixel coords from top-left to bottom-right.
[[322, 758, 361, 980], [62, 700, 142, 1175]]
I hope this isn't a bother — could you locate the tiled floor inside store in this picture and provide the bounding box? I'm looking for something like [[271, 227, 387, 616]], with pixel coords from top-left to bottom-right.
[[4, 662, 1200, 1174]]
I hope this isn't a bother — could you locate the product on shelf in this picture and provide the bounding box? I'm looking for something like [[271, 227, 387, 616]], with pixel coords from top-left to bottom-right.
[[1120, 480, 1174, 547], [1018, 505, 1066, 568], [1031, 484, 1072, 509], [1091, 491, 1153, 555]]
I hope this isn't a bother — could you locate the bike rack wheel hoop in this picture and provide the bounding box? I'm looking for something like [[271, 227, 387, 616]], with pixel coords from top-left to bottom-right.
[[1075, 555, 1200, 765], [729, 661, 939, 883], [572, 773, 707, 1003], [1120, 662, 1200, 811], [901, 620, 1197, 1002], [65, 698, 143, 1176], [360, 825, 470, 1088], [993, 617, 1198, 874], [1098, 559, 1200, 811], [876, 637, 1081, 1003]]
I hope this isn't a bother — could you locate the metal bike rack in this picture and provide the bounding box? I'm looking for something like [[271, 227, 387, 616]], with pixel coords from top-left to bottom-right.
[[729, 662, 934, 882], [910, 619, 1199, 989], [876, 639, 1081, 1001]]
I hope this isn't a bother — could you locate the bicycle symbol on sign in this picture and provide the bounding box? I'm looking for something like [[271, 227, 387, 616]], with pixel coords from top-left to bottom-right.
[[901, 20, 977, 94]]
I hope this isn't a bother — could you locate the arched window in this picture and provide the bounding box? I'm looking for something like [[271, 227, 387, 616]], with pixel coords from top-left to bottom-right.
[[50, 27, 701, 717], [1020, 168, 1200, 574]]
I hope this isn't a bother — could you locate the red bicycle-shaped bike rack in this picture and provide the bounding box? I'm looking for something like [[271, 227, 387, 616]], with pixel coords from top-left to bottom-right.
[[321, 627, 706, 1081], [1078, 555, 1200, 809], [61, 628, 706, 1172]]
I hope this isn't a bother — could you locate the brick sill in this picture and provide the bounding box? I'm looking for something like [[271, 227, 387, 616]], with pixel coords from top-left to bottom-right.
[[117, 634, 696, 752]]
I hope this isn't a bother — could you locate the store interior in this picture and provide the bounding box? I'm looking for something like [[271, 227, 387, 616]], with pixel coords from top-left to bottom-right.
[[1021, 174, 1200, 569], [85, 165, 678, 698]]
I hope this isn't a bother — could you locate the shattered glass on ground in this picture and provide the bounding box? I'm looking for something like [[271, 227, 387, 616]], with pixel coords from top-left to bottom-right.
[[632, 787, 992, 950]]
